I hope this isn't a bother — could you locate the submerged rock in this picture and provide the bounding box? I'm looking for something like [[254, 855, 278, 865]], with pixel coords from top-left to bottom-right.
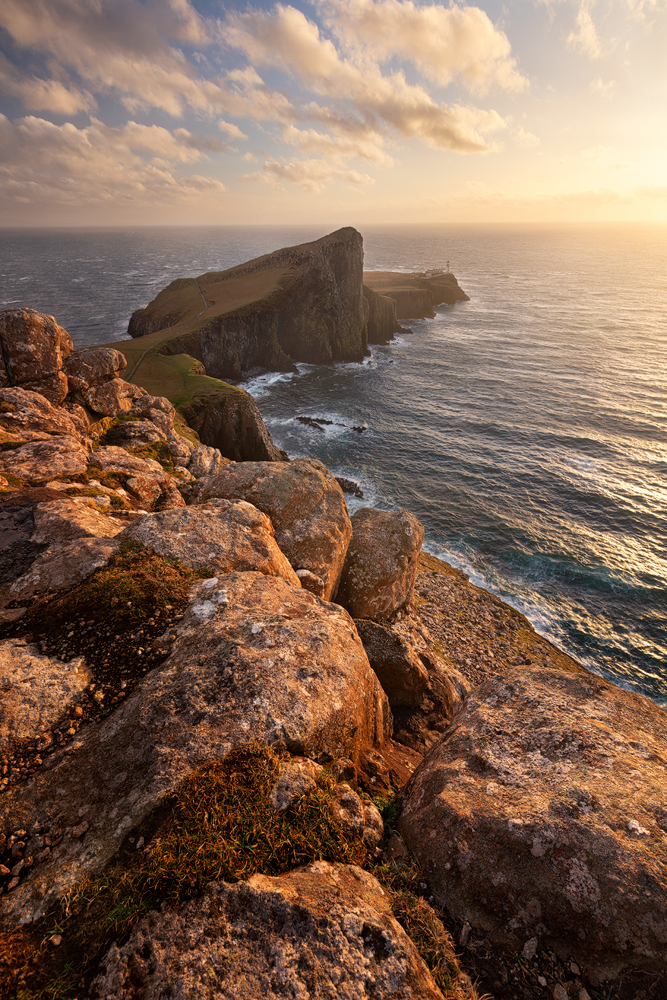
[[198, 459, 352, 601], [337, 508, 424, 620], [91, 863, 445, 1000], [399, 662, 667, 980]]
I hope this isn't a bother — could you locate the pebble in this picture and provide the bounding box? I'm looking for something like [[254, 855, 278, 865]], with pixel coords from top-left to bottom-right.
[[538, 976, 547, 987], [570, 961, 580, 975], [553, 986, 568, 1000], [522, 936, 538, 960], [50, 935, 62, 947]]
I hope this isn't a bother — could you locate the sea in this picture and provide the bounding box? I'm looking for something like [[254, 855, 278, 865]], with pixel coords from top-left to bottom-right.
[[2, 224, 666, 706]]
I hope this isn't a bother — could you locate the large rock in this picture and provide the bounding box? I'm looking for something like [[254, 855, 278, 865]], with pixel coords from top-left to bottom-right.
[[399, 662, 667, 980], [0, 309, 73, 403], [0, 436, 89, 482], [0, 387, 81, 439], [0, 488, 65, 608], [0, 641, 90, 751], [0, 572, 390, 924], [62, 347, 126, 393], [29, 498, 125, 545], [91, 864, 445, 1000], [198, 459, 352, 601], [84, 379, 142, 417], [127, 393, 176, 436], [180, 387, 285, 463], [337, 508, 424, 620], [89, 445, 162, 476], [355, 618, 430, 707], [7, 536, 121, 606], [120, 501, 300, 584], [103, 418, 167, 448], [187, 442, 225, 478]]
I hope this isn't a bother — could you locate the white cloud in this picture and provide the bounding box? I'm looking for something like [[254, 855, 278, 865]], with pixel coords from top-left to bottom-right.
[[0, 115, 226, 207], [224, 5, 509, 152], [581, 144, 629, 169], [218, 120, 248, 140], [0, 53, 95, 115], [590, 77, 617, 97], [282, 124, 393, 164], [318, 0, 527, 94], [242, 156, 375, 192], [567, 0, 608, 59], [515, 126, 541, 147]]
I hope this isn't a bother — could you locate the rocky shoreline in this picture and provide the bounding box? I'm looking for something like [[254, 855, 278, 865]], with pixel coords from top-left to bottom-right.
[[1, 259, 665, 1000]]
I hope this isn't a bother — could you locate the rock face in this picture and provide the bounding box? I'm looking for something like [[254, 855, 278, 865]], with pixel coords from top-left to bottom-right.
[[337, 508, 425, 620], [0, 572, 389, 924], [399, 662, 667, 980], [0, 309, 73, 404], [120, 501, 300, 584], [0, 436, 90, 482], [0, 641, 90, 750], [0, 387, 82, 440], [364, 270, 469, 320], [363, 285, 402, 344], [62, 347, 126, 393], [91, 863, 445, 1000], [180, 387, 285, 462], [198, 459, 353, 600], [355, 618, 431, 707], [128, 228, 367, 378]]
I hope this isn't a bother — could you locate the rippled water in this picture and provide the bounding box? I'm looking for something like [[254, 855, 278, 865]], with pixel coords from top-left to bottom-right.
[[2, 224, 666, 704]]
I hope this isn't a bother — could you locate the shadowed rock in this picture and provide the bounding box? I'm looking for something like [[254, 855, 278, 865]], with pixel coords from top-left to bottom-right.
[[91, 864, 447, 1000], [399, 662, 667, 980]]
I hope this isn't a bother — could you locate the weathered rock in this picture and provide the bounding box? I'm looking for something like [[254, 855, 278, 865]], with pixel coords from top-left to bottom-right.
[[337, 508, 424, 620], [62, 347, 126, 393], [7, 536, 121, 605], [30, 498, 125, 544], [89, 445, 162, 477], [330, 782, 384, 849], [103, 418, 167, 448], [296, 567, 326, 597], [123, 474, 163, 509], [128, 393, 176, 436], [0, 309, 73, 401], [84, 379, 142, 417], [355, 618, 430, 707], [187, 442, 225, 478], [0, 387, 81, 439], [61, 401, 90, 436], [119, 501, 300, 584], [268, 756, 323, 811], [198, 459, 352, 601], [0, 436, 89, 482], [91, 863, 444, 1000], [399, 662, 667, 980], [167, 430, 195, 465], [180, 387, 285, 462], [0, 641, 90, 751], [363, 284, 401, 344], [0, 572, 390, 923]]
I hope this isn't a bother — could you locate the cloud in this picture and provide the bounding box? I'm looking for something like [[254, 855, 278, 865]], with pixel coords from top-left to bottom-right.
[[590, 77, 617, 97], [218, 120, 248, 140], [0, 114, 226, 207], [242, 157, 375, 192], [224, 5, 509, 152], [515, 126, 540, 147], [282, 124, 393, 164], [567, 0, 606, 59], [0, 53, 95, 114], [635, 184, 667, 198], [581, 144, 629, 169], [318, 0, 527, 94]]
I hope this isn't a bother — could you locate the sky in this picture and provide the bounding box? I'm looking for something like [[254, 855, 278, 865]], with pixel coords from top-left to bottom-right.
[[0, 0, 665, 226]]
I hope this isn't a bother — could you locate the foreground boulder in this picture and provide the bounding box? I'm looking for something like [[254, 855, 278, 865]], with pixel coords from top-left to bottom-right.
[[0, 387, 82, 440], [120, 501, 300, 584], [0, 572, 389, 924], [198, 459, 352, 600], [337, 508, 424, 620], [399, 662, 667, 980], [91, 863, 445, 1000], [0, 436, 89, 482], [0, 309, 72, 404]]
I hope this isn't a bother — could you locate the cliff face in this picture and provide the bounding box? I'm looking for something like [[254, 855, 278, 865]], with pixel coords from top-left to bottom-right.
[[363, 286, 402, 345], [128, 228, 367, 380], [179, 387, 285, 463], [364, 270, 469, 320]]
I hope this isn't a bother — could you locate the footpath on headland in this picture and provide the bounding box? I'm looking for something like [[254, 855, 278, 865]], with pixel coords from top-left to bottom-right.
[[0, 229, 665, 1000]]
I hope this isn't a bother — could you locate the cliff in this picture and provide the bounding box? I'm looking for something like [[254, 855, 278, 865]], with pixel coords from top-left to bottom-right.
[[363, 285, 403, 344], [127, 227, 367, 379], [364, 270, 469, 319]]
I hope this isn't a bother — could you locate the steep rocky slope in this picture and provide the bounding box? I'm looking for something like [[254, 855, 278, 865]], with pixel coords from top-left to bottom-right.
[[364, 270, 469, 319]]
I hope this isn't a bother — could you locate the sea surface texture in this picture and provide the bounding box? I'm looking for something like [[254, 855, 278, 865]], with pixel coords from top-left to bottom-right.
[[2, 224, 666, 704]]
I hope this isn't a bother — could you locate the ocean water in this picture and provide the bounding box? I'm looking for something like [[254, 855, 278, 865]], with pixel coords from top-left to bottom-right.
[[2, 224, 666, 705]]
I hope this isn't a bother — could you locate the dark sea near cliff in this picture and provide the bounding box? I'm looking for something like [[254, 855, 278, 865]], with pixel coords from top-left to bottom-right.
[[2, 223, 667, 706]]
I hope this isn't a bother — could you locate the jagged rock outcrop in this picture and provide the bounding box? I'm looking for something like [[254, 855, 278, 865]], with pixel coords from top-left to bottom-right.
[[399, 661, 667, 980], [91, 864, 447, 1000], [0, 572, 390, 925], [337, 508, 425, 620], [128, 228, 367, 378], [180, 387, 285, 462], [0, 309, 73, 405], [364, 270, 469, 320], [198, 459, 352, 601]]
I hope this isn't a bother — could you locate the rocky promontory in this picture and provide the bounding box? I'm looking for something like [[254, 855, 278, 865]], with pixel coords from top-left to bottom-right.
[[1, 304, 664, 1000], [364, 270, 470, 319]]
